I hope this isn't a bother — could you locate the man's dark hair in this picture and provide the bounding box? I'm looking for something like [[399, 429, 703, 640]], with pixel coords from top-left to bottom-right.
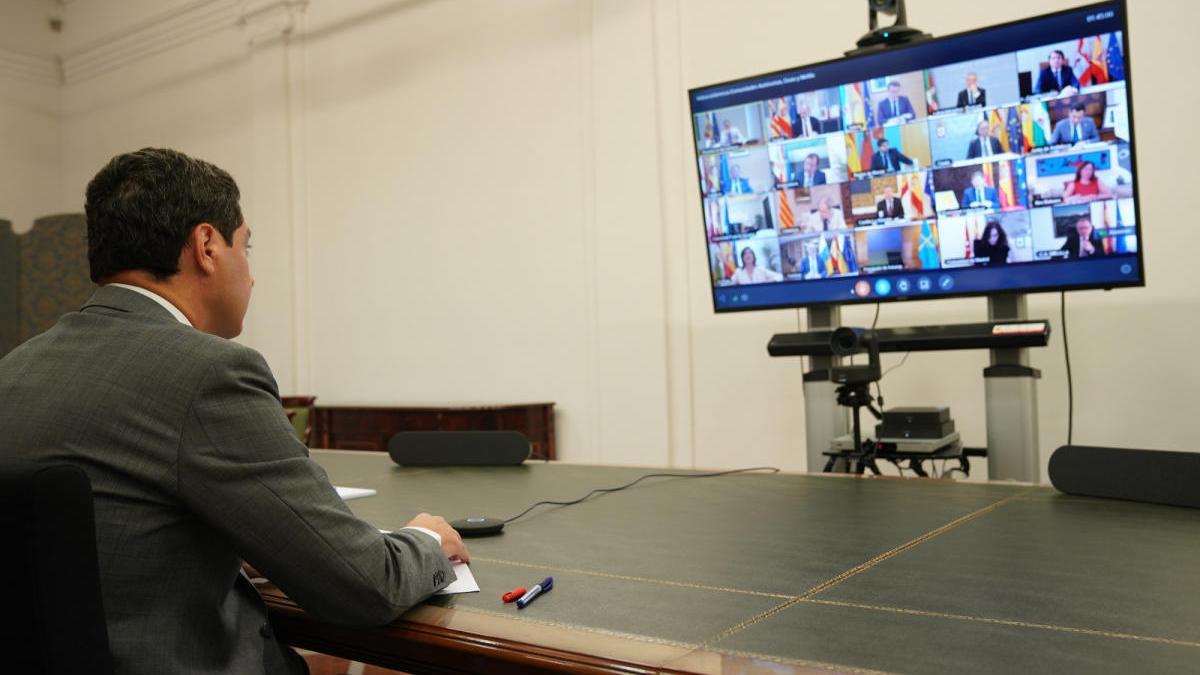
[[1051, 49, 1066, 59], [85, 148, 243, 282], [1070, 103, 1086, 113], [877, 138, 890, 148]]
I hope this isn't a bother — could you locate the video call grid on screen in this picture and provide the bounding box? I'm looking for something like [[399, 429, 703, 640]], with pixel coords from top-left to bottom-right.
[[689, 0, 1143, 312]]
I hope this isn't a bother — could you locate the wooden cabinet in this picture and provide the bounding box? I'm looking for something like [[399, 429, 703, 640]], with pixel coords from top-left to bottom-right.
[[310, 403, 555, 460]]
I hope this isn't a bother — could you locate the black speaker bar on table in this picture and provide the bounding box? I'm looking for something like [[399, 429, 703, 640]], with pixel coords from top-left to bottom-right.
[[768, 320, 1051, 357], [388, 431, 531, 466], [1049, 445, 1200, 510]]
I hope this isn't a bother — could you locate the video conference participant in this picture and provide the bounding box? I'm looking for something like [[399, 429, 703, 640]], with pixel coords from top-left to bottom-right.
[[800, 241, 826, 279], [795, 153, 826, 188], [0, 148, 468, 675], [1034, 50, 1080, 96], [731, 245, 783, 284], [727, 164, 754, 194], [1061, 160, 1115, 203], [974, 220, 1012, 265], [961, 170, 999, 209], [1060, 216, 1106, 258], [870, 138, 915, 173], [807, 197, 847, 231], [956, 72, 987, 107], [701, 122, 720, 149], [787, 240, 826, 280], [876, 185, 903, 219], [1050, 103, 1100, 145], [877, 80, 916, 125], [720, 119, 746, 145], [966, 121, 1004, 159], [794, 102, 822, 138]]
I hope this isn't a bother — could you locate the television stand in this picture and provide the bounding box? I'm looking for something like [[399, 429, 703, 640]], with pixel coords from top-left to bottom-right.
[[773, 294, 1047, 483], [800, 305, 849, 472], [984, 294, 1041, 483]]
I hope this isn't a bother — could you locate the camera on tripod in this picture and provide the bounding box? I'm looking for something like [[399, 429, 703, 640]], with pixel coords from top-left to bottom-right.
[[827, 327, 884, 464], [829, 327, 881, 385]]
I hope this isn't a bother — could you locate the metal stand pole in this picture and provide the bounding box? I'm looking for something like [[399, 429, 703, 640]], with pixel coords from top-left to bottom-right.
[[985, 295, 1041, 483], [803, 306, 848, 473]]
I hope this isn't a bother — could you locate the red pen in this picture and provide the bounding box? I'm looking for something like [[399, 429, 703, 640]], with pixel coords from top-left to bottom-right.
[[502, 587, 527, 603]]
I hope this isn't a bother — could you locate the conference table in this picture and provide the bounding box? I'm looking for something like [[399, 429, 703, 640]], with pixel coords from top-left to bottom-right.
[[259, 449, 1200, 674]]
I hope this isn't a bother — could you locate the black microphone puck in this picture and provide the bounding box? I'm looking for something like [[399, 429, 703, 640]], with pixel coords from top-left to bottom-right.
[[450, 516, 506, 537]]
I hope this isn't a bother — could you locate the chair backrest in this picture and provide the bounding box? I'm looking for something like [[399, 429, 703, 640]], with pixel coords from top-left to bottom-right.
[[0, 463, 114, 675], [281, 395, 317, 446]]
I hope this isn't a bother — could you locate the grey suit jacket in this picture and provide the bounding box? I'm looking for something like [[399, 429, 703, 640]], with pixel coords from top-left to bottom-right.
[[0, 285, 454, 674], [1050, 117, 1100, 145]]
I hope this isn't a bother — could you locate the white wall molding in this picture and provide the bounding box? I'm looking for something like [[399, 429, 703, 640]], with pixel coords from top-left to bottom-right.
[[59, 0, 309, 85], [0, 46, 60, 86], [239, 0, 310, 46]]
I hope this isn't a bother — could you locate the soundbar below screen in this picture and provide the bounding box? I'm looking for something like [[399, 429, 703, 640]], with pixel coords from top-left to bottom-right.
[[689, 1, 1141, 311]]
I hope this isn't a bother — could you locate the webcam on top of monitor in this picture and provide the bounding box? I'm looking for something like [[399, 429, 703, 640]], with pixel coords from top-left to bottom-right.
[[849, 0, 932, 56]]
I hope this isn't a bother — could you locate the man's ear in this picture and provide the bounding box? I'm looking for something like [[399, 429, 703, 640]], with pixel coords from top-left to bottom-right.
[[189, 223, 220, 275]]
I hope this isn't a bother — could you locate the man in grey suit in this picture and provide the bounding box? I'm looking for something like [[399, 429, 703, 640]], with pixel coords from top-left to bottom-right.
[[1050, 103, 1100, 145], [0, 148, 468, 674]]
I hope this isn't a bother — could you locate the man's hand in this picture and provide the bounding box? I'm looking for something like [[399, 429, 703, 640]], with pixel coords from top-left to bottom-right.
[[406, 512, 470, 563]]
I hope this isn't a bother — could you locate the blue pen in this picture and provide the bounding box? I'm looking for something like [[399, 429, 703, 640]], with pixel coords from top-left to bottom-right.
[[515, 577, 553, 609]]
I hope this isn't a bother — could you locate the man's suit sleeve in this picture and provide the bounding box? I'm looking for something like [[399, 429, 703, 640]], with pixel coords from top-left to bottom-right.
[[1050, 122, 1066, 145], [177, 345, 455, 627]]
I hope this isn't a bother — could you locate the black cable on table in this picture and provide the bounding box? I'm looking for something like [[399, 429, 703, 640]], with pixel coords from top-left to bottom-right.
[[501, 466, 780, 524]]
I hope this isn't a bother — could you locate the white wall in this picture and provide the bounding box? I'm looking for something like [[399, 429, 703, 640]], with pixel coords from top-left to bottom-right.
[[13, 0, 1200, 480], [0, 76, 60, 234], [0, 1, 62, 233]]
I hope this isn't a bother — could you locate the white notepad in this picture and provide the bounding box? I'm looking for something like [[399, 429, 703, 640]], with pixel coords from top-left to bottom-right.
[[437, 562, 480, 595], [334, 486, 377, 501], [375, 530, 480, 596]]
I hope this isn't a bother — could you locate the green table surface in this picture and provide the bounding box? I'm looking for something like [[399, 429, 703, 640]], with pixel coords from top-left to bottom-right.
[[311, 450, 1200, 674]]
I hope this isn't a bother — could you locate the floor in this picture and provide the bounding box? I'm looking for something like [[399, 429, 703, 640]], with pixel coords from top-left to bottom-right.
[[299, 650, 407, 675]]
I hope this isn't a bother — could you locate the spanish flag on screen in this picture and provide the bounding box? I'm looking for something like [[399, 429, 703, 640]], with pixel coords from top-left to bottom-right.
[[846, 133, 862, 174], [997, 161, 1016, 209], [844, 82, 866, 128], [830, 236, 849, 275]]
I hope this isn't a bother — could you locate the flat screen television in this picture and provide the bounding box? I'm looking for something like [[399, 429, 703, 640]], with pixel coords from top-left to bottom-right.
[[689, 0, 1141, 312]]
